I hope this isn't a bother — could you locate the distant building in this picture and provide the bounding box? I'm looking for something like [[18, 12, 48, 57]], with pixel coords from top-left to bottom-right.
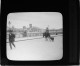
[[7, 24, 63, 38], [49, 28, 63, 35], [7, 24, 44, 38], [56, 28, 63, 34], [26, 24, 43, 37]]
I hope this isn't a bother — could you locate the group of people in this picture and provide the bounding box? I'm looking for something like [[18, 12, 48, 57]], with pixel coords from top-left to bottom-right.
[[8, 27, 50, 49]]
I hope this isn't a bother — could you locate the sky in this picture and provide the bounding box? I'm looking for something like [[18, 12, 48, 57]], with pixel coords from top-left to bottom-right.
[[7, 12, 63, 29]]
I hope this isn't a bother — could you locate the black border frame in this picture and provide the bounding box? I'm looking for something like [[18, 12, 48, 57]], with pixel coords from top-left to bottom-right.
[[1, 0, 78, 65]]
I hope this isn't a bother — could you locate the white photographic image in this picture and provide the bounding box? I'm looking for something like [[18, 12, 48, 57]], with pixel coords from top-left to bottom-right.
[[6, 12, 63, 61]]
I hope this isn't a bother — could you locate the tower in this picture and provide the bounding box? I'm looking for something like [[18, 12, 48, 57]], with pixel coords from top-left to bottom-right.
[[29, 24, 32, 28]]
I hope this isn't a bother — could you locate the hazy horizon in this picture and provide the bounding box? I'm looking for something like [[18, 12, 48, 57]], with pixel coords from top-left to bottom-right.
[[7, 12, 63, 29]]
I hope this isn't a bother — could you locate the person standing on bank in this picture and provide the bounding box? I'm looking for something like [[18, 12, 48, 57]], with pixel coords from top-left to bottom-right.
[[9, 30, 15, 49]]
